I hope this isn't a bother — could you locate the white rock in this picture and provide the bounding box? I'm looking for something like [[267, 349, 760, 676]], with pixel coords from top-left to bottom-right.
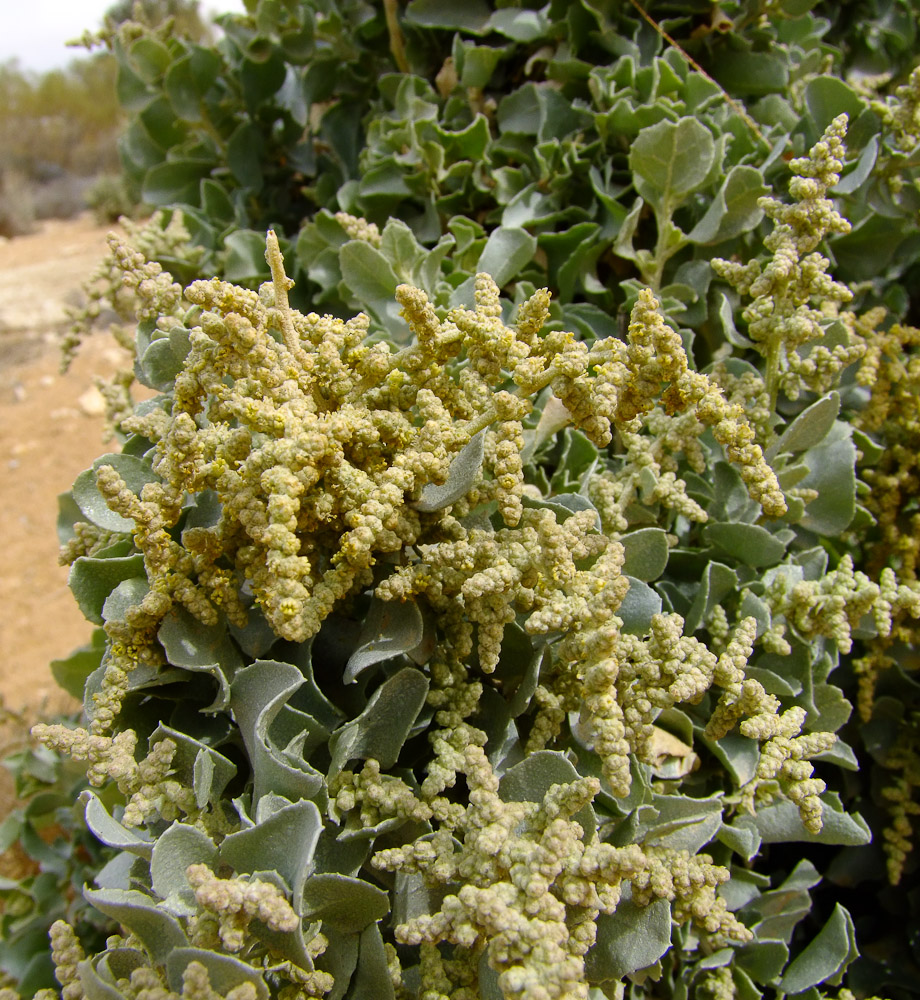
[[77, 385, 106, 417]]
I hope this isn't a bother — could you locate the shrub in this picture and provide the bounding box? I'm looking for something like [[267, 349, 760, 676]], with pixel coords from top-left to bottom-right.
[[5, 3, 920, 1000]]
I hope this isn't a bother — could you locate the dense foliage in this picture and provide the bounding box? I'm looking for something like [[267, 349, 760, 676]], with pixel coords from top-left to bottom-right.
[[4, 2, 920, 1000]]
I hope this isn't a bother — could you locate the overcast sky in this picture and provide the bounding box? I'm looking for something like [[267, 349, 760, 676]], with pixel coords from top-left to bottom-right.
[[2, 0, 247, 72]]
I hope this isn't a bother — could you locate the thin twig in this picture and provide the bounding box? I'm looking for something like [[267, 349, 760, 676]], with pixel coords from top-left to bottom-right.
[[628, 0, 769, 151], [383, 0, 411, 74]]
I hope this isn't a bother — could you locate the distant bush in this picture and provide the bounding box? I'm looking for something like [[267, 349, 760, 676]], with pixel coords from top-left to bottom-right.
[[0, 54, 130, 227], [0, 168, 37, 239]]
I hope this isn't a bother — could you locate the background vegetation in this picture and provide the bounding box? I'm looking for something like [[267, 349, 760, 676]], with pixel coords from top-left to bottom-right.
[[2, 3, 920, 1000]]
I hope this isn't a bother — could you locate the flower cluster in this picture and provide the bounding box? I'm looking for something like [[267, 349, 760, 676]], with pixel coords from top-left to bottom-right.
[[713, 115, 862, 408], [371, 723, 748, 1000], [186, 864, 301, 951], [80, 236, 784, 738], [30, 725, 194, 827]]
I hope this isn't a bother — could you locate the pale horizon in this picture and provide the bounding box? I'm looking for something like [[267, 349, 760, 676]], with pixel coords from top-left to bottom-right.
[[1, 0, 247, 73]]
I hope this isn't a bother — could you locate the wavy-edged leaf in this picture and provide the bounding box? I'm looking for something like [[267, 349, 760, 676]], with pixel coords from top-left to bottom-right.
[[768, 393, 840, 460], [704, 522, 787, 567], [220, 798, 322, 914], [301, 874, 389, 933], [344, 598, 425, 684], [229, 659, 325, 804], [165, 949, 268, 1000], [621, 528, 669, 581], [159, 607, 243, 712], [69, 555, 145, 626], [630, 117, 716, 204], [688, 165, 767, 244], [73, 454, 158, 533], [84, 888, 187, 963], [619, 577, 662, 635], [151, 823, 217, 914], [586, 885, 671, 982], [476, 226, 537, 287], [82, 792, 153, 858], [328, 667, 429, 777], [779, 904, 858, 992], [413, 430, 485, 512]]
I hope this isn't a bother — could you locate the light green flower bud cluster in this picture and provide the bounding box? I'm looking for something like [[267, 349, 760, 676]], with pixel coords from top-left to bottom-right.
[[713, 115, 863, 409], [63, 211, 200, 373], [739, 707, 836, 834], [879, 714, 920, 885], [90, 236, 783, 690], [880, 66, 920, 153], [332, 211, 382, 246], [186, 864, 301, 952], [30, 725, 195, 827], [765, 556, 920, 655], [372, 723, 748, 1000], [49, 920, 85, 1000]]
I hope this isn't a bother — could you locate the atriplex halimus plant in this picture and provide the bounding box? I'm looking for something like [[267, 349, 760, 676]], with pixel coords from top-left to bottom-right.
[[6, 115, 916, 1000]]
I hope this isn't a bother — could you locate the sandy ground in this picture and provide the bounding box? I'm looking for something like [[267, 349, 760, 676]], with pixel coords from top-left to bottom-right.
[[0, 214, 136, 718]]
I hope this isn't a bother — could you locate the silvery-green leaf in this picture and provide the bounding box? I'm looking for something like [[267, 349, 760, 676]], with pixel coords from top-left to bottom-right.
[[349, 924, 395, 1000], [69, 555, 146, 625], [328, 667, 429, 777], [315, 927, 359, 1000], [717, 822, 761, 861], [149, 724, 237, 808], [704, 522, 787, 568], [688, 165, 767, 244], [404, 0, 491, 32], [393, 870, 449, 927], [151, 822, 217, 912], [73, 454, 158, 532], [339, 239, 404, 335], [521, 491, 600, 527], [220, 798, 322, 913], [229, 602, 277, 658], [499, 750, 596, 839], [77, 958, 129, 1000], [833, 133, 879, 195], [684, 562, 738, 633], [814, 738, 859, 771], [51, 631, 105, 700], [82, 792, 153, 858], [165, 948, 268, 1000], [738, 860, 819, 942], [84, 888, 187, 963], [93, 853, 136, 891], [158, 607, 243, 712], [629, 117, 716, 205], [621, 528, 669, 582], [738, 591, 771, 637], [618, 576, 662, 635], [753, 798, 870, 846], [798, 422, 857, 535], [413, 430, 485, 512], [644, 794, 722, 853], [301, 874, 389, 933], [101, 578, 150, 625], [737, 939, 790, 984], [474, 226, 537, 287], [344, 598, 425, 683], [229, 659, 325, 804], [779, 904, 858, 993], [702, 733, 759, 786], [745, 667, 800, 698], [767, 393, 841, 460], [715, 291, 753, 348], [586, 885, 671, 982]]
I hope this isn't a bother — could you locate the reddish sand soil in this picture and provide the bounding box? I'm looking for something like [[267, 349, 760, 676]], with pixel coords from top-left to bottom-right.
[[0, 214, 135, 718]]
